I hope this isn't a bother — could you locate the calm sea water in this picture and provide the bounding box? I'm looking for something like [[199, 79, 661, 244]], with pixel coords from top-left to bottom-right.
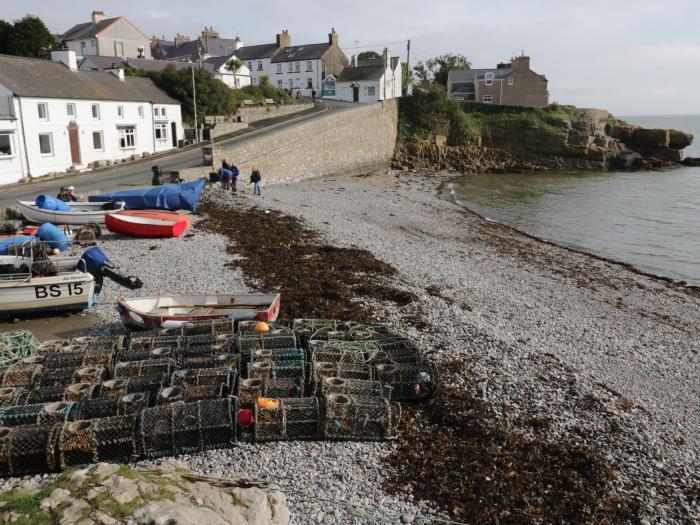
[[450, 115, 700, 286]]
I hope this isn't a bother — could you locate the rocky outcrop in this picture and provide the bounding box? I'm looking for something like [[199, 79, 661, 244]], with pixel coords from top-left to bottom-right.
[[394, 109, 694, 174], [0, 460, 291, 525]]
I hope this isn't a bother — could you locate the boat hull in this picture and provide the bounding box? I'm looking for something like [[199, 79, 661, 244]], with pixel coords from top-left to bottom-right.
[[0, 272, 95, 316], [17, 201, 125, 225], [117, 293, 281, 330], [105, 210, 190, 238]]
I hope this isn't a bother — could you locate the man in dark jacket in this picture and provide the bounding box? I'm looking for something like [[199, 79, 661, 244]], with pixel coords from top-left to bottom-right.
[[250, 167, 262, 196], [230, 164, 240, 193]]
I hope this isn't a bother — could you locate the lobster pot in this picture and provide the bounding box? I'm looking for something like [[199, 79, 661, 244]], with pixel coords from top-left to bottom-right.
[[157, 386, 185, 404], [2, 356, 44, 387], [172, 368, 233, 389], [81, 335, 125, 353], [73, 398, 119, 421], [44, 348, 116, 372], [237, 329, 297, 364], [238, 378, 304, 405], [58, 415, 138, 468], [346, 323, 394, 341], [312, 342, 374, 365], [127, 335, 181, 353], [182, 334, 236, 355], [311, 362, 373, 388], [180, 319, 235, 337], [0, 424, 59, 476], [322, 394, 401, 441], [321, 377, 392, 399], [181, 354, 238, 371], [37, 401, 76, 426], [118, 346, 174, 363], [374, 363, 437, 401], [32, 367, 78, 388], [99, 376, 163, 402], [254, 397, 320, 442], [248, 360, 305, 381], [114, 358, 176, 381], [181, 383, 226, 402], [74, 366, 106, 385], [292, 319, 343, 349], [140, 398, 235, 458], [117, 392, 150, 416], [253, 348, 305, 363], [25, 386, 65, 404], [0, 387, 27, 407], [0, 403, 46, 427], [64, 383, 97, 402]]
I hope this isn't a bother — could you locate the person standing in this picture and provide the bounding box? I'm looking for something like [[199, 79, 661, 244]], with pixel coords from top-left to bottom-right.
[[230, 163, 240, 193], [311, 89, 316, 103], [218, 160, 233, 191], [250, 167, 262, 196], [66, 186, 78, 202]]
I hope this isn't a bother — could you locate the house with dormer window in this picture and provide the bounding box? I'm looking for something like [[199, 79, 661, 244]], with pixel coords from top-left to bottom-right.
[[61, 11, 151, 59]]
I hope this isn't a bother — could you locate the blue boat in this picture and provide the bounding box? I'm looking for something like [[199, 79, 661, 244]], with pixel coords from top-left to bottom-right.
[[88, 179, 206, 212]]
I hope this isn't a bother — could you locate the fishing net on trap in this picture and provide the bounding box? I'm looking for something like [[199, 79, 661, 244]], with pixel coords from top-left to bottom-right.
[[98, 375, 163, 402], [0, 386, 27, 407], [117, 346, 176, 363], [247, 359, 306, 382], [237, 377, 305, 405], [179, 319, 235, 337], [64, 383, 98, 402], [180, 353, 238, 371], [32, 367, 79, 388], [126, 335, 181, 353], [0, 424, 60, 476], [114, 358, 177, 381], [291, 319, 344, 349], [2, 356, 44, 387], [0, 401, 71, 427], [171, 367, 234, 388], [322, 394, 401, 441], [312, 340, 379, 365], [182, 334, 236, 354], [252, 348, 305, 363], [139, 398, 235, 458], [58, 414, 138, 468], [72, 398, 119, 420], [254, 397, 320, 442], [374, 362, 438, 401], [310, 361, 374, 389], [237, 328, 297, 364], [320, 377, 392, 399], [25, 385, 66, 404], [0, 331, 38, 370], [43, 348, 115, 372]]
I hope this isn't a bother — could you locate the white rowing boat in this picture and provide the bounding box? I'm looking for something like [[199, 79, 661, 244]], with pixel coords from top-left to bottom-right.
[[16, 200, 125, 225]]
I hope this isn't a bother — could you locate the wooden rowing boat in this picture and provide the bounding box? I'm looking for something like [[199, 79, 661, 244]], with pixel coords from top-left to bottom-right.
[[17, 200, 125, 225], [117, 293, 281, 330], [105, 210, 190, 238]]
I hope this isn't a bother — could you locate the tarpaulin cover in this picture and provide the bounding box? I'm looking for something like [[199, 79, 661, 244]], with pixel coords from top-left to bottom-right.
[[87, 179, 206, 212], [0, 236, 35, 255]]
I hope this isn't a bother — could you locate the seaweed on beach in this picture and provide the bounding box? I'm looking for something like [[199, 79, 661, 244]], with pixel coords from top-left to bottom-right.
[[196, 198, 415, 321], [385, 368, 640, 524]]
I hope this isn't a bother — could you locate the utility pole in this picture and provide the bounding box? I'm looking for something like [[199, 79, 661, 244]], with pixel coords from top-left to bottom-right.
[[190, 61, 199, 142], [404, 39, 411, 96]]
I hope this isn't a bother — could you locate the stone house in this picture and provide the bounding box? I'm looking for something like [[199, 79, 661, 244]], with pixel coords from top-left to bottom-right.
[[447, 55, 548, 107], [61, 11, 152, 59], [323, 49, 402, 103], [0, 51, 182, 185]]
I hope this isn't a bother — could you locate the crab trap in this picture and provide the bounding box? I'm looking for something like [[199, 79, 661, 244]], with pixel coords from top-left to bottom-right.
[[0, 401, 74, 427], [98, 376, 163, 401], [25, 386, 66, 404], [126, 335, 182, 353], [373, 362, 438, 401], [291, 319, 344, 349], [237, 377, 305, 404], [43, 347, 116, 373], [247, 359, 306, 381], [139, 398, 236, 458], [254, 397, 320, 442], [179, 319, 235, 337], [2, 356, 44, 387], [310, 361, 374, 388], [180, 353, 238, 371], [0, 387, 27, 407], [31, 367, 78, 389], [237, 328, 297, 363], [322, 394, 401, 441], [117, 346, 175, 364], [64, 383, 98, 402], [0, 424, 60, 476], [320, 377, 392, 400], [252, 348, 305, 363], [114, 358, 177, 381], [58, 414, 139, 468], [171, 367, 234, 389]]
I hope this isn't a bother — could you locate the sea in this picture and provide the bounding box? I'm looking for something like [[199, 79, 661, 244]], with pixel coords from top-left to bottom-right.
[[449, 115, 700, 286]]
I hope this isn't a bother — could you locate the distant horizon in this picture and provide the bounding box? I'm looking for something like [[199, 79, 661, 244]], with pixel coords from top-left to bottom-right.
[[3, 0, 700, 115]]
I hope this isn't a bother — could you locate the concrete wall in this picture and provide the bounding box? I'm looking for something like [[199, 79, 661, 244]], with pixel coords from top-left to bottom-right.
[[237, 103, 313, 124], [197, 100, 398, 185]]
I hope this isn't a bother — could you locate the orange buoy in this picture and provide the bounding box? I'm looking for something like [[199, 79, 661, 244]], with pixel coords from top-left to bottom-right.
[[256, 398, 279, 410], [254, 322, 270, 332]]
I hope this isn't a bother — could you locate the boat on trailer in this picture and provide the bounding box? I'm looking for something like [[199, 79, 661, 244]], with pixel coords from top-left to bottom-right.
[[117, 293, 281, 330], [16, 200, 125, 225]]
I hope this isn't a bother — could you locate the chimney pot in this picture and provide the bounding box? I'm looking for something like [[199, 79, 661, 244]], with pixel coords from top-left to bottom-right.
[[51, 49, 78, 71], [91, 10, 107, 24]]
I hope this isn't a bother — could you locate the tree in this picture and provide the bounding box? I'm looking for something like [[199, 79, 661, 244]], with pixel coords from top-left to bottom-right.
[[0, 20, 13, 55], [225, 58, 244, 89], [413, 53, 471, 88], [358, 51, 380, 61], [401, 62, 413, 94], [8, 15, 57, 58]]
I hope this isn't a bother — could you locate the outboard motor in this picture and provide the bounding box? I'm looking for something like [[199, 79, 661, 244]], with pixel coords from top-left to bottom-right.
[[78, 246, 143, 293]]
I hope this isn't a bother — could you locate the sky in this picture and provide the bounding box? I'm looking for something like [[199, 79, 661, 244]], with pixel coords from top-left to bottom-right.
[[4, 0, 699, 115]]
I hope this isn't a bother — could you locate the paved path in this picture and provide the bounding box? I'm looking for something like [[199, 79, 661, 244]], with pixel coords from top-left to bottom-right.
[[0, 101, 351, 209]]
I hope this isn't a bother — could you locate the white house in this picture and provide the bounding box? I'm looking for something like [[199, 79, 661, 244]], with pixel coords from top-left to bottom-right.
[[324, 49, 402, 103], [0, 51, 183, 186], [203, 55, 252, 89]]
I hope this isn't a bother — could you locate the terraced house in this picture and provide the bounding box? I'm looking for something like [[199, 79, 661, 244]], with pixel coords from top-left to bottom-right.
[[447, 55, 549, 107], [61, 10, 152, 59]]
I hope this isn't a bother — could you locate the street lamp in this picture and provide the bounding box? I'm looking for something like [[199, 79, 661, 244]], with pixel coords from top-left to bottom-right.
[[189, 60, 199, 142]]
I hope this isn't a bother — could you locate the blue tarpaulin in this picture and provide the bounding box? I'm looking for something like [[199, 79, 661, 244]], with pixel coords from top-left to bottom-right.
[[0, 236, 35, 255], [88, 179, 206, 212]]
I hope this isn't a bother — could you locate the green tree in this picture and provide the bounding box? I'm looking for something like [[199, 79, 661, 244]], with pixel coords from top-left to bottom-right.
[[8, 15, 56, 58], [358, 51, 380, 61], [0, 20, 13, 55], [413, 53, 471, 88], [225, 58, 244, 88], [401, 61, 413, 95]]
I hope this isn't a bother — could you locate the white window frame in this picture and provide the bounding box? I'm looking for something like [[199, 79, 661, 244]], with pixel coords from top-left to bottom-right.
[[161, 107, 167, 118], [154, 107, 160, 118], [138, 106, 144, 118], [306, 61, 313, 72], [365, 86, 376, 97], [247, 61, 252, 71], [37, 102, 48, 121], [295, 62, 300, 73], [38, 132, 53, 155], [154, 123, 168, 141], [0, 132, 14, 157], [287, 62, 293, 73], [307, 78, 313, 89], [117, 105, 124, 118], [276, 63, 282, 74], [118, 127, 136, 149], [508, 77, 514, 86], [483, 95, 493, 103], [66, 103, 76, 118], [257, 60, 262, 70], [92, 131, 104, 151], [484, 73, 494, 86], [91, 103, 100, 119], [115, 41, 125, 57], [277, 80, 283, 88]]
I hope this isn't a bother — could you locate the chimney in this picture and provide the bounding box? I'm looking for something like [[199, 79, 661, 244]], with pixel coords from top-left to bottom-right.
[[106, 68, 125, 81], [496, 62, 511, 69], [276, 30, 291, 49], [234, 36, 243, 50], [329, 28, 339, 47], [350, 54, 356, 67], [174, 33, 191, 48], [383, 47, 390, 69], [51, 50, 78, 71], [511, 55, 530, 70], [201, 26, 219, 39], [91, 10, 106, 24]]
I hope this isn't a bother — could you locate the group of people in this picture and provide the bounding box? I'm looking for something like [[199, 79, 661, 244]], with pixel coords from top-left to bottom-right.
[[57, 185, 78, 202], [218, 160, 262, 197]]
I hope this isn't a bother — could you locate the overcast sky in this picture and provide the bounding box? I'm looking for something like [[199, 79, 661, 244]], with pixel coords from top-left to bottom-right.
[[4, 0, 699, 115]]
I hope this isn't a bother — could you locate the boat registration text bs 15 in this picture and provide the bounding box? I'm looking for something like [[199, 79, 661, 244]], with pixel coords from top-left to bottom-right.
[[35, 283, 86, 299]]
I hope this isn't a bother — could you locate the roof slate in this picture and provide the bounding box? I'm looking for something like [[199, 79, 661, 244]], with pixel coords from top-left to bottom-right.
[[0, 54, 179, 104], [270, 43, 330, 63], [233, 43, 281, 60], [448, 68, 513, 83], [61, 18, 120, 41], [127, 57, 215, 73], [336, 65, 386, 82]]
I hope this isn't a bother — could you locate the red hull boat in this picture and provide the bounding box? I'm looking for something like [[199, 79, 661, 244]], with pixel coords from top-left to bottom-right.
[[105, 210, 190, 238]]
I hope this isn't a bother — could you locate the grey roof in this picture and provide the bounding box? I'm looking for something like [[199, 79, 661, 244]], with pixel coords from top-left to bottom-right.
[[271, 43, 330, 63], [61, 18, 121, 41], [448, 68, 513, 84], [79, 55, 127, 70], [233, 43, 280, 61], [336, 65, 385, 82], [203, 55, 233, 70], [0, 54, 179, 104], [391, 57, 400, 71], [151, 39, 175, 59], [126, 57, 215, 73], [451, 82, 475, 94], [167, 36, 241, 60]]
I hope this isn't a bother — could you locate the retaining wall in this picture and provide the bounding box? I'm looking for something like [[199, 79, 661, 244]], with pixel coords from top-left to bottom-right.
[[238, 103, 314, 124]]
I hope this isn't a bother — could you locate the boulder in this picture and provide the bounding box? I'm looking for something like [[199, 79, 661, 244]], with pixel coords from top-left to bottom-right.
[[682, 156, 700, 166], [131, 153, 141, 161], [633, 146, 682, 163], [610, 150, 642, 169], [669, 129, 693, 149], [633, 128, 670, 148], [94, 160, 107, 168]]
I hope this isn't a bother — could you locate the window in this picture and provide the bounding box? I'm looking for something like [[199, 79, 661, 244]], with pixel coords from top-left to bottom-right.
[[277, 80, 283, 88], [37, 102, 48, 120], [483, 95, 493, 103], [38, 133, 53, 155], [161, 107, 167, 118], [454, 96, 465, 101], [92, 131, 103, 151], [117, 105, 124, 118], [154, 107, 160, 117], [80, 41, 86, 54], [155, 123, 168, 141], [0, 133, 13, 156], [307, 78, 313, 89], [508, 77, 514, 86], [365, 86, 376, 97], [276, 64, 282, 74], [138, 106, 144, 118], [247, 61, 252, 71], [118, 127, 135, 149], [295, 62, 300, 73], [484, 72, 494, 86], [287, 62, 293, 73], [306, 61, 313, 72], [66, 103, 75, 117], [91, 103, 100, 119], [115, 41, 125, 57], [257, 60, 262, 70]]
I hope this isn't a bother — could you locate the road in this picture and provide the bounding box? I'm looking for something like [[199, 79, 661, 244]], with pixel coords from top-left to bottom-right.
[[0, 101, 350, 209]]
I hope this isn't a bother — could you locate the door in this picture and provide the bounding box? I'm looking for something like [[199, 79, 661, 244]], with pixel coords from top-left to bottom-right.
[[68, 127, 80, 165], [353, 86, 359, 103], [171, 122, 177, 147]]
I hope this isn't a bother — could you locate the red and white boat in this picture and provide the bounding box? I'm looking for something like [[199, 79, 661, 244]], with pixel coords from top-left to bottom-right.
[[117, 293, 281, 330], [105, 210, 190, 238]]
